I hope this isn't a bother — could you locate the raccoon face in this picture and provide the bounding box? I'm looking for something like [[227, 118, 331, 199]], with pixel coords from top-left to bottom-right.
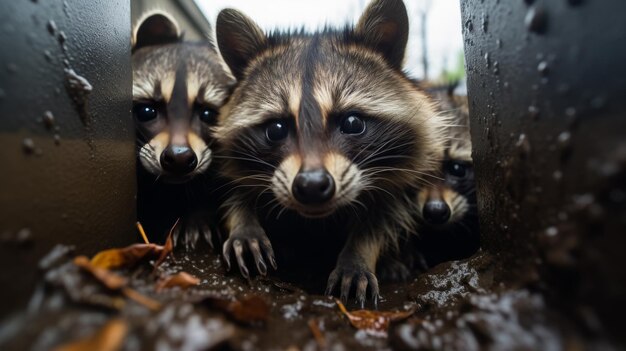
[[215, 0, 445, 218], [418, 109, 474, 227], [132, 13, 235, 184], [418, 159, 475, 227]]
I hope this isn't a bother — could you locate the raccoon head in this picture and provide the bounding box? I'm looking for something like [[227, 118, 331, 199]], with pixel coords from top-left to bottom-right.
[[215, 0, 446, 218], [132, 12, 235, 184], [418, 117, 475, 227]]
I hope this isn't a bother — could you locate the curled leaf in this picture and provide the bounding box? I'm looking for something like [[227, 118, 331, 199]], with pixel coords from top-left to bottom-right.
[[154, 218, 179, 269], [52, 318, 128, 351], [335, 299, 415, 338], [156, 272, 200, 292]]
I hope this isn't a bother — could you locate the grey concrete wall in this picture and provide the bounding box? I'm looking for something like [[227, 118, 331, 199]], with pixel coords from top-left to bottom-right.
[[0, 0, 136, 317], [461, 0, 626, 339]]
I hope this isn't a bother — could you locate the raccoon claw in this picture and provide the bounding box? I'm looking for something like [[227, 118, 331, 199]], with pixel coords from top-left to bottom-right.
[[326, 263, 379, 308], [222, 227, 276, 278]]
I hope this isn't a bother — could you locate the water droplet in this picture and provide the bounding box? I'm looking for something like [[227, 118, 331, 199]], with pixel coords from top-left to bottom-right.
[[537, 61, 549, 76], [493, 61, 500, 75], [54, 134, 61, 145], [46, 20, 57, 35], [545, 226, 558, 237], [44, 50, 53, 62], [57, 31, 67, 44], [516, 133, 531, 158], [496, 38, 502, 48], [43, 111, 55, 129], [528, 105, 540, 120], [481, 13, 489, 32], [525, 7, 548, 34], [484, 52, 490, 67], [465, 19, 474, 32], [557, 131, 571, 148], [22, 138, 35, 154]]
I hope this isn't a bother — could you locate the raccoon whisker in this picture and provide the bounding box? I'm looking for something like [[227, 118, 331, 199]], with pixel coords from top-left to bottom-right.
[[364, 166, 443, 180], [358, 154, 416, 168], [353, 132, 408, 165], [276, 206, 289, 220], [255, 186, 275, 207], [215, 175, 272, 192], [362, 185, 397, 200]]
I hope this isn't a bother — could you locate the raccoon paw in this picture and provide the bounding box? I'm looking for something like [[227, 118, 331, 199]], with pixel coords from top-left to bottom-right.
[[222, 226, 277, 279], [172, 216, 214, 251], [325, 261, 380, 309], [377, 256, 411, 283]]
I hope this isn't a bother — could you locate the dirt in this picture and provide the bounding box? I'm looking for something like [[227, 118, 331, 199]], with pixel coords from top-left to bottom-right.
[[0, 243, 618, 351]]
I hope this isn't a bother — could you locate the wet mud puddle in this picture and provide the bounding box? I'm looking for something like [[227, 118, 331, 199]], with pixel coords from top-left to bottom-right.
[[0, 241, 616, 351]]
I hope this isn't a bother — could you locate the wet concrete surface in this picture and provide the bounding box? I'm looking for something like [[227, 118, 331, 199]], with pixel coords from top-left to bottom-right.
[[0, 244, 619, 351]]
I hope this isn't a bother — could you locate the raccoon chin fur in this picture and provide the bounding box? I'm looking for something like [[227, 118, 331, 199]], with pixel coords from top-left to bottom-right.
[[132, 11, 235, 248], [214, 0, 449, 306]]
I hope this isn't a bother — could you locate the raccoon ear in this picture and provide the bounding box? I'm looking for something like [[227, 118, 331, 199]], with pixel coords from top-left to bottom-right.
[[133, 12, 181, 51], [216, 9, 266, 80], [356, 0, 409, 69]]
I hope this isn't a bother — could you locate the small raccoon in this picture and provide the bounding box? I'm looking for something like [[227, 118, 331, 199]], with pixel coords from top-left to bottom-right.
[[214, 0, 447, 305], [414, 93, 480, 268], [132, 12, 235, 246]]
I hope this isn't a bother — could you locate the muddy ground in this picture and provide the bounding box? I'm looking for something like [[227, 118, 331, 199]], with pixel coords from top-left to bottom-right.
[[0, 241, 617, 351]]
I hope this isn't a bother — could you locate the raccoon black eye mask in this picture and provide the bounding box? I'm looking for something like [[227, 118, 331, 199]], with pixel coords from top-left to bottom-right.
[[214, 0, 447, 306]]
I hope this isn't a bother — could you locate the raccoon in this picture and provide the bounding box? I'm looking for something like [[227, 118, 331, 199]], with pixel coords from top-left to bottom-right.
[[214, 0, 448, 305], [132, 12, 235, 246], [414, 93, 480, 268]]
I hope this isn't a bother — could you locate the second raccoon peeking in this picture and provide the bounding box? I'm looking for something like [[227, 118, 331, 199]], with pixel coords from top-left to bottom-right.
[[132, 0, 479, 307]]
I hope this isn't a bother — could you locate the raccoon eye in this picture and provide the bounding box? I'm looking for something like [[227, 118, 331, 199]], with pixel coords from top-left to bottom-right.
[[199, 107, 219, 124], [340, 115, 366, 135], [265, 122, 288, 142], [446, 161, 467, 178], [134, 104, 158, 122]]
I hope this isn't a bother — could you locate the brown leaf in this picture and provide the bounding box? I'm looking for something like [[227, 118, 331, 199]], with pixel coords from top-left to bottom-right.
[[335, 299, 415, 338], [73, 256, 127, 290], [90, 244, 164, 270], [52, 318, 128, 351], [205, 295, 270, 324], [154, 218, 179, 269], [156, 271, 200, 292]]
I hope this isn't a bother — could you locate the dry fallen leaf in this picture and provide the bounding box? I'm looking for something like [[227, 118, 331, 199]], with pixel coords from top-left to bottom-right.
[[90, 244, 164, 270], [154, 218, 179, 269], [335, 299, 415, 338], [204, 295, 270, 324], [52, 318, 128, 351], [73, 256, 127, 290], [156, 271, 200, 292]]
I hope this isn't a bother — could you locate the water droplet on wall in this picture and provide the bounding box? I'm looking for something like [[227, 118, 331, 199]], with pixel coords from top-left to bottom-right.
[[525, 7, 548, 34]]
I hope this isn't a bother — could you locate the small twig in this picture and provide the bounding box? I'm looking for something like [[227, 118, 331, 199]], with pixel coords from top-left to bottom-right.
[[122, 287, 161, 311], [136, 222, 150, 244], [308, 318, 327, 349]]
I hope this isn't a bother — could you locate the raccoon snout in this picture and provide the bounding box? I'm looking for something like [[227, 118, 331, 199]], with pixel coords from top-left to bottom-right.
[[292, 169, 336, 205], [423, 200, 451, 225], [160, 145, 198, 175]]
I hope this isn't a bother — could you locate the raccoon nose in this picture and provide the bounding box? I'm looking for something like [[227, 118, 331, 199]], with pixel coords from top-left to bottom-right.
[[160, 145, 198, 175], [423, 200, 451, 225], [292, 169, 335, 205]]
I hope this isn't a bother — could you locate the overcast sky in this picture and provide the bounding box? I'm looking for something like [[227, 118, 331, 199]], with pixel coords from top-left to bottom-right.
[[196, 0, 464, 80]]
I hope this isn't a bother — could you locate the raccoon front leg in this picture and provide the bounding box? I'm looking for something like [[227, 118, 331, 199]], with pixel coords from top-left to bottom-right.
[[222, 205, 277, 278], [326, 234, 382, 308]]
